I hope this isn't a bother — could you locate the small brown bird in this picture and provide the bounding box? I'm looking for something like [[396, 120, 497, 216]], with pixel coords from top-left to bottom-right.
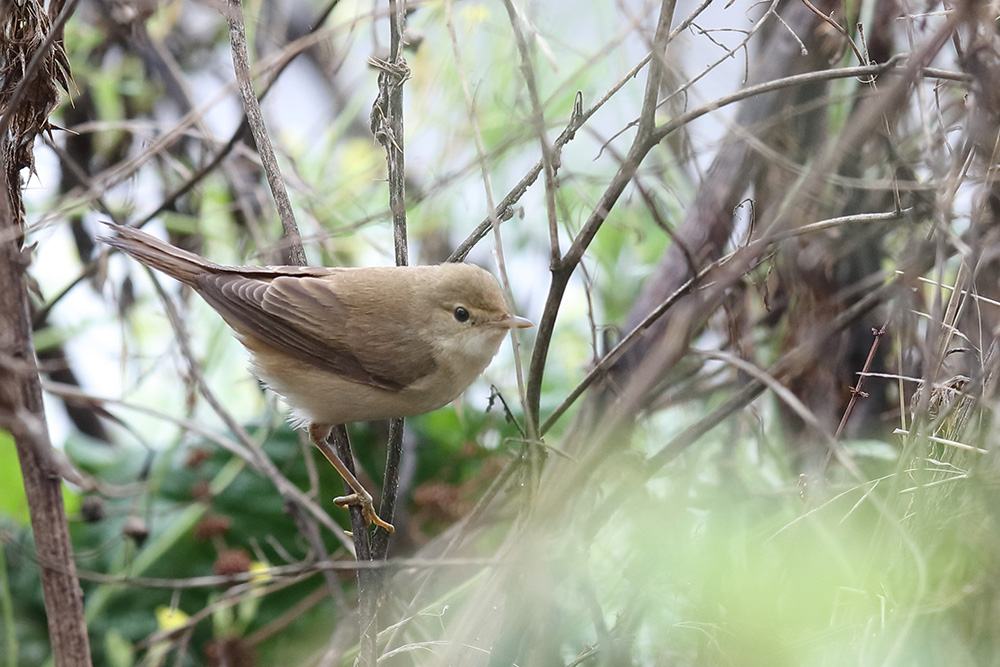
[[910, 374, 973, 439], [100, 222, 532, 532]]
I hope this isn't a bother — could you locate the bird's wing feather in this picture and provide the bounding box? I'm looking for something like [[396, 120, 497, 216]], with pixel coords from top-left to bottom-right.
[[195, 273, 436, 390]]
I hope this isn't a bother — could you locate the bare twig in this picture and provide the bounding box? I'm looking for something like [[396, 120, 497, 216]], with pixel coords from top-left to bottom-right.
[[539, 208, 905, 435], [329, 424, 375, 665], [501, 0, 560, 265], [445, 0, 532, 443], [358, 0, 412, 661], [525, 0, 679, 426], [365, 0, 411, 573], [442, 57, 952, 266], [223, 0, 304, 266], [834, 324, 887, 441]]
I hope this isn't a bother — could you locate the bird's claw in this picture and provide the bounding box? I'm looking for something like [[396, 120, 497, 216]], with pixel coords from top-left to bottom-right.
[[334, 491, 395, 533]]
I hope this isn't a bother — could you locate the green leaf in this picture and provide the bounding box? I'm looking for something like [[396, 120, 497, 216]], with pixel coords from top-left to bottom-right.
[[0, 432, 29, 526]]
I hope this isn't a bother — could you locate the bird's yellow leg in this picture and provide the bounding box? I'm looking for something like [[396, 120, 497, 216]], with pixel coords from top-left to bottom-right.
[[309, 423, 395, 533]]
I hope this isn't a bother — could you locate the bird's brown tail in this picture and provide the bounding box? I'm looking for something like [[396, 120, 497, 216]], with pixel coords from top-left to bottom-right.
[[99, 222, 218, 286]]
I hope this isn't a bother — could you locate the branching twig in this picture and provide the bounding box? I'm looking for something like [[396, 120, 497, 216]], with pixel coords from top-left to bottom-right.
[[525, 0, 680, 426], [538, 208, 905, 434]]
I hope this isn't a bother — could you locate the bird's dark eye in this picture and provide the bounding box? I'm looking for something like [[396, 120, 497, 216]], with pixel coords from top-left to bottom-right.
[[453, 306, 470, 322]]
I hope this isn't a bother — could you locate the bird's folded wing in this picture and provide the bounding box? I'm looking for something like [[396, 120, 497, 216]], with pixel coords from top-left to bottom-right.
[[195, 273, 437, 391]]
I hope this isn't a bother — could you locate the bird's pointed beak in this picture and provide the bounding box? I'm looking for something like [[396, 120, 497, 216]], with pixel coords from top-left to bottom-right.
[[488, 313, 534, 330], [493, 314, 533, 329]]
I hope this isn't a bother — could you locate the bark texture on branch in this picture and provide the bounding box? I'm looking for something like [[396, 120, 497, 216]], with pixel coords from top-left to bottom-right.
[[1, 1, 91, 664], [0, 187, 92, 667]]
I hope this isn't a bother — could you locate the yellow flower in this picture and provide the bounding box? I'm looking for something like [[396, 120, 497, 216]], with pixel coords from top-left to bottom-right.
[[249, 561, 272, 586], [155, 606, 190, 632]]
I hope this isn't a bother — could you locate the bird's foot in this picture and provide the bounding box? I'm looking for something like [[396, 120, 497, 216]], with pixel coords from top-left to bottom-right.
[[334, 490, 395, 533]]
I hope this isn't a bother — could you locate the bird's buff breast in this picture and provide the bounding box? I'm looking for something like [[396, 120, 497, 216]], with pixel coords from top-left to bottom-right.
[[244, 343, 476, 427]]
